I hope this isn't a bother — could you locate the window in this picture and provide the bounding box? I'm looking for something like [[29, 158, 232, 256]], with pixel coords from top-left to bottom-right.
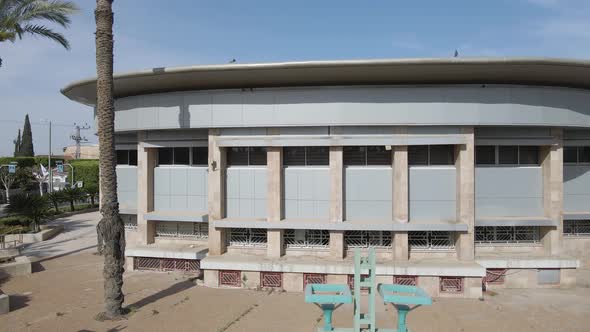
[[116, 150, 137, 166], [440, 277, 463, 293], [283, 146, 329, 166], [192, 147, 208, 165], [409, 231, 455, 250], [486, 269, 507, 284], [476, 146, 496, 165], [476, 146, 540, 165], [475, 226, 540, 244], [564, 220, 590, 236], [284, 229, 329, 249], [393, 275, 418, 286], [155, 221, 208, 239], [122, 215, 137, 230], [158, 148, 174, 165], [261, 272, 282, 288], [344, 231, 392, 249], [409, 145, 455, 166], [219, 270, 241, 287], [564, 146, 590, 164], [227, 147, 267, 166], [303, 273, 326, 288], [173, 147, 190, 165], [344, 146, 391, 166], [228, 228, 267, 247], [134, 257, 200, 273]]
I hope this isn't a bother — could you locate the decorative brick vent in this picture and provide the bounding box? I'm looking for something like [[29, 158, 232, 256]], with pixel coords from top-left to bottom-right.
[[303, 273, 327, 288], [440, 277, 463, 293], [347, 274, 369, 293], [219, 270, 241, 287], [134, 257, 200, 274], [485, 269, 507, 284], [261, 272, 283, 288], [393, 275, 418, 286]]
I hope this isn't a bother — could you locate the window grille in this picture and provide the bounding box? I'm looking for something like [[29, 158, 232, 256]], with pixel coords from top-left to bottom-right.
[[155, 222, 209, 239], [345, 231, 392, 249], [123, 215, 137, 230], [485, 269, 507, 284], [284, 229, 329, 249], [303, 273, 326, 288], [219, 270, 241, 287], [440, 277, 463, 293], [564, 220, 590, 236], [475, 226, 540, 244], [261, 272, 283, 288], [393, 275, 418, 286], [134, 257, 200, 273], [228, 228, 267, 247], [409, 231, 454, 250]]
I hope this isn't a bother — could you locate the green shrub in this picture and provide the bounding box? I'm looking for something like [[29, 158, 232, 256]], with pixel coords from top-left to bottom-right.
[[0, 215, 32, 227], [69, 159, 99, 188]]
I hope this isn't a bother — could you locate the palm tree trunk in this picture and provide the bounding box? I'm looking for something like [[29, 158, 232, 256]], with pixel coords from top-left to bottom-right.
[[95, 0, 125, 319]]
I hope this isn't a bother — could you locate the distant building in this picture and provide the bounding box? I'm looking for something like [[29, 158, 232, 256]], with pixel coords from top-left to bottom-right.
[[62, 58, 590, 298], [63, 144, 99, 160]]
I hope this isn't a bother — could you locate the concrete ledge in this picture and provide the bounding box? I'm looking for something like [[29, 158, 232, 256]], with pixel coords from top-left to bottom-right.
[[475, 217, 557, 227], [201, 254, 485, 277], [213, 220, 468, 231], [144, 212, 208, 223], [0, 256, 32, 278], [120, 209, 137, 215], [563, 213, 590, 220], [126, 245, 208, 260], [476, 256, 579, 269], [3, 225, 64, 244], [0, 292, 8, 315]]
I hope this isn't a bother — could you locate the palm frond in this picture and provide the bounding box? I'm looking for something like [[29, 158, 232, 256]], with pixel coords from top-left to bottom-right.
[[22, 23, 69, 48], [19, 0, 78, 28]]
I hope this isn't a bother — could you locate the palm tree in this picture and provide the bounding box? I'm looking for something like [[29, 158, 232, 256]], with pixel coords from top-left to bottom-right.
[[84, 183, 99, 207], [5, 193, 48, 233], [47, 190, 64, 213], [95, 0, 125, 319], [61, 186, 84, 211], [0, 0, 79, 67]]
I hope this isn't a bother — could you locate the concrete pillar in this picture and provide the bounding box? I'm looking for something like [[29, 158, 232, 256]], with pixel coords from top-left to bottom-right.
[[267, 146, 284, 258], [455, 127, 475, 261], [330, 146, 345, 259], [137, 137, 156, 245], [208, 129, 227, 256], [541, 128, 563, 255], [393, 145, 409, 260]]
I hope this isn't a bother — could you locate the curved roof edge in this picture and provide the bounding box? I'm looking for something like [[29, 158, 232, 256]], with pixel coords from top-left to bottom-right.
[[61, 57, 590, 106]]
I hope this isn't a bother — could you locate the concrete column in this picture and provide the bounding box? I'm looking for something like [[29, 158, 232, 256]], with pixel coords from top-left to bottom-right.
[[208, 129, 227, 256], [393, 145, 409, 260], [330, 146, 345, 259], [455, 127, 475, 261], [137, 137, 156, 245], [267, 146, 284, 258], [541, 128, 563, 255]]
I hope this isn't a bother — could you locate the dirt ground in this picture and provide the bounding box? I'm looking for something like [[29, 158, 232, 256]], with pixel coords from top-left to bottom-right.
[[0, 252, 589, 332]]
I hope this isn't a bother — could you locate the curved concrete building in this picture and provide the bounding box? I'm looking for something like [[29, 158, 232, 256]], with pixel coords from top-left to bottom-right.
[[63, 58, 590, 297]]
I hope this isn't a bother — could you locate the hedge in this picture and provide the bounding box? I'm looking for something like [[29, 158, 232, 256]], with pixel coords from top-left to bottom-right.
[[69, 159, 99, 188]]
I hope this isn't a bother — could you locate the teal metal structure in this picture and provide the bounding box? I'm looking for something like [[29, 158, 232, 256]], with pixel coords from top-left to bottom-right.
[[304, 248, 432, 332]]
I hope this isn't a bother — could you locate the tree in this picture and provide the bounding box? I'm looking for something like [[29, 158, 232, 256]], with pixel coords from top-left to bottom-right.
[[0, 0, 79, 67], [84, 183, 99, 207], [13, 129, 21, 156], [47, 190, 64, 213], [5, 193, 48, 233], [31, 164, 48, 196], [61, 186, 83, 211], [20, 114, 34, 156], [95, 0, 125, 319], [0, 168, 16, 203]]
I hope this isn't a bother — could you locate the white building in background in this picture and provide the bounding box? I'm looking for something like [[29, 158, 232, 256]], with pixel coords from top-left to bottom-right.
[[61, 58, 590, 298]]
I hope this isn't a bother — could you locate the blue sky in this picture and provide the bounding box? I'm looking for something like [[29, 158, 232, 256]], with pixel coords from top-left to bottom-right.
[[1, 0, 590, 156]]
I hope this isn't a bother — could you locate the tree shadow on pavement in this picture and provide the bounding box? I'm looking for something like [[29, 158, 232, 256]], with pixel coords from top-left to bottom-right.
[[126, 277, 197, 311]]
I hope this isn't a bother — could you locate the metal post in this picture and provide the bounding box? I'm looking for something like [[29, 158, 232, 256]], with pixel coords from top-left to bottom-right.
[[48, 121, 52, 193]]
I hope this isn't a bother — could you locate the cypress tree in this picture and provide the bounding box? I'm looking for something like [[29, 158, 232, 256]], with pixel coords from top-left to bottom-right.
[[20, 114, 34, 157], [13, 129, 21, 157]]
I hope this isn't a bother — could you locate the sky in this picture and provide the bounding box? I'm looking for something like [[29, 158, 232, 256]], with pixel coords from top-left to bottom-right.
[[1, 0, 590, 156]]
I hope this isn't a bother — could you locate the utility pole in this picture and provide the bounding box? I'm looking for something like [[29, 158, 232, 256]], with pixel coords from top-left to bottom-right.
[[70, 123, 90, 159]]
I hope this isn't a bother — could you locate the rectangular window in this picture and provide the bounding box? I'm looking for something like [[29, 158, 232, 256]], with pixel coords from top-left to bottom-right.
[[173, 147, 190, 165], [518, 146, 539, 165], [158, 148, 174, 165], [564, 146, 578, 163], [499, 146, 518, 164], [582, 147, 590, 163], [440, 277, 463, 293], [409, 231, 455, 250], [344, 231, 392, 249], [284, 229, 329, 249], [227, 147, 267, 166], [157, 147, 199, 166], [475, 226, 540, 244], [261, 272, 283, 288], [192, 147, 208, 165], [476, 146, 496, 165], [409, 145, 455, 166], [283, 147, 329, 166], [219, 270, 241, 287], [344, 146, 391, 166], [155, 221, 208, 239], [116, 149, 137, 165], [228, 228, 267, 247], [477, 146, 541, 165], [564, 220, 590, 236]]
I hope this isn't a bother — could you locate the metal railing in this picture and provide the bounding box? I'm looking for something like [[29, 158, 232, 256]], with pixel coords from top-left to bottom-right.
[[409, 231, 455, 250], [345, 231, 392, 249], [564, 220, 590, 237], [155, 221, 209, 239], [228, 228, 267, 247], [284, 229, 329, 249], [475, 226, 540, 244]]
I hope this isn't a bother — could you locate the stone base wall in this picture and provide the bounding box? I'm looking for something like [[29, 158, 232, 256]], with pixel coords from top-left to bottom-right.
[[484, 268, 576, 290]]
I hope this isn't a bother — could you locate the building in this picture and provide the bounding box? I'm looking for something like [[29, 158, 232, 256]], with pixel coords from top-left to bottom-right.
[[61, 58, 590, 298], [63, 144, 99, 160]]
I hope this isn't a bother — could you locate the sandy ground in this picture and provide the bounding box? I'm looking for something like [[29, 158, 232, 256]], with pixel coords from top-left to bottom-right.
[[1, 212, 589, 331]]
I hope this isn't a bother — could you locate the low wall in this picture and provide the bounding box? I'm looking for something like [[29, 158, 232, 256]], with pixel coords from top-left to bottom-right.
[[0, 292, 8, 315], [3, 225, 64, 244], [0, 256, 32, 279]]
